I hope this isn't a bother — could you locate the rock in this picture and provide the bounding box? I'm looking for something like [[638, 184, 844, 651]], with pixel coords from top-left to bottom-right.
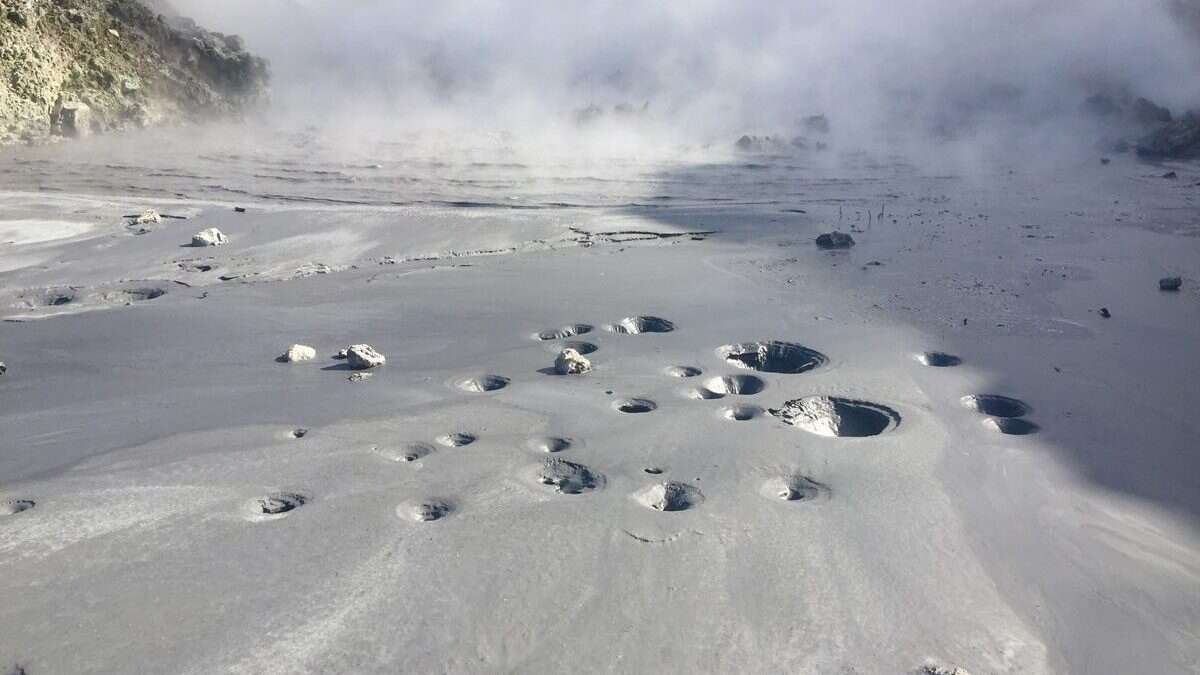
[[1137, 112, 1200, 159], [134, 209, 161, 224], [1163, 171, 1178, 179], [0, 361, 6, 376], [815, 231, 855, 249], [1, 1, 270, 147], [345, 344, 385, 370], [554, 348, 592, 375], [279, 344, 316, 363], [57, 102, 92, 138], [1160, 276, 1182, 291], [803, 114, 830, 134], [190, 228, 228, 247], [347, 372, 373, 383], [1100, 157, 1110, 165], [332, 348, 349, 360], [1099, 307, 1112, 318]]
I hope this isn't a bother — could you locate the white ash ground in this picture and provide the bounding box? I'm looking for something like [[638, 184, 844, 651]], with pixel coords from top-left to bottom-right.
[[0, 148, 1197, 675]]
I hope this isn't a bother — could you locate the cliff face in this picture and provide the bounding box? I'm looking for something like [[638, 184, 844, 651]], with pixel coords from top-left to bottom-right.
[[0, 0, 268, 145]]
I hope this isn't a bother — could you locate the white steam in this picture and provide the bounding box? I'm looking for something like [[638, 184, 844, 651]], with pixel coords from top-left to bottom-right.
[[172, 0, 1200, 155]]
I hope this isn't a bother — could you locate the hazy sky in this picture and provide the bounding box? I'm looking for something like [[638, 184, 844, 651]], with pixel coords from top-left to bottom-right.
[[174, 0, 1200, 150]]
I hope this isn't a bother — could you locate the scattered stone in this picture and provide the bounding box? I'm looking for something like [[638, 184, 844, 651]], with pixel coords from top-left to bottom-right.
[[815, 231, 855, 249], [1163, 171, 1178, 179], [278, 344, 316, 363], [554, 348, 592, 375], [348, 372, 373, 383], [234, 206, 246, 213], [107, 28, 120, 38], [1159, 276, 1182, 291], [1099, 307, 1112, 318], [190, 228, 228, 247], [345, 344, 386, 370], [133, 209, 161, 224], [332, 348, 349, 360]]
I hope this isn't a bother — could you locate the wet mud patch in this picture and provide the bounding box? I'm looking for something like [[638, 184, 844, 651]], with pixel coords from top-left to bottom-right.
[[375, 442, 436, 462], [614, 398, 658, 413], [917, 351, 962, 367], [546, 340, 598, 355], [535, 324, 593, 340], [684, 386, 724, 400], [636, 482, 704, 512], [721, 404, 762, 421], [605, 316, 675, 334], [760, 475, 830, 502], [436, 432, 477, 447], [457, 374, 510, 393], [983, 417, 1040, 435], [1, 499, 35, 516], [705, 374, 766, 395], [535, 458, 604, 494], [770, 396, 900, 437], [245, 492, 308, 521], [718, 341, 827, 374], [960, 394, 1029, 418], [528, 436, 572, 453], [398, 499, 454, 522]]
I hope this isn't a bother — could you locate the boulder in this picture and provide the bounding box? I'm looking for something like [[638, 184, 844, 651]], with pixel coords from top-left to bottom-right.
[[1137, 112, 1200, 159], [1160, 277, 1182, 291], [58, 102, 92, 138], [279, 344, 316, 362], [815, 231, 855, 249], [134, 209, 161, 224], [190, 228, 228, 246], [554, 348, 592, 375], [345, 344, 385, 370]]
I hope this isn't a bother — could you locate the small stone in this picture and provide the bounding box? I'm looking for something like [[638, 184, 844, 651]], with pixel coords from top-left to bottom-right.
[[1163, 171, 1178, 179], [1159, 276, 1182, 291], [332, 348, 348, 360], [554, 348, 592, 375], [0, 361, 6, 376], [815, 231, 855, 249], [1099, 307, 1112, 318], [345, 344, 385, 370], [279, 344, 316, 363], [348, 372, 373, 383], [107, 28, 120, 38], [234, 206, 246, 213], [191, 228, 228, 247], [134, 209, 161, 224]]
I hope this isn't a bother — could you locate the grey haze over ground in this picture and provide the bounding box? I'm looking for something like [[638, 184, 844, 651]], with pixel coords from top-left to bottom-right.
[[174, 0, 1200, 156], [1, 2, 1200, 674]]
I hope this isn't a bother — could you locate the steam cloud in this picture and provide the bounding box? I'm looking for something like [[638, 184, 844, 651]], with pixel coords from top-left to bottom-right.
[[173, 0, 1200, 154]]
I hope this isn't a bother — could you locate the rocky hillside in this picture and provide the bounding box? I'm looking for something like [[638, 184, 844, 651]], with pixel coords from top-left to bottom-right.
[[0, 0, 268, 145]]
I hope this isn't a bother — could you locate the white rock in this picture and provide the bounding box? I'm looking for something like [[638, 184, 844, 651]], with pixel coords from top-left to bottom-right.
[[279, 344, 316, 363], [134, 209, 161, 224], [554, 348, 592, 375], [345, 344, 386, 370], [348, 372, 373, 383], [191, 228, 228, 247]]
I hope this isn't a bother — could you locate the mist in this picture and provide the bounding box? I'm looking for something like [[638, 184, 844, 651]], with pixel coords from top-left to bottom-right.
[[171, 0, 1200, 160]]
